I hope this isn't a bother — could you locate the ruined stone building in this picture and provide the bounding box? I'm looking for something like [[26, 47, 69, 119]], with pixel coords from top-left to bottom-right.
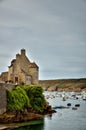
[[0, 49, 39, 85]]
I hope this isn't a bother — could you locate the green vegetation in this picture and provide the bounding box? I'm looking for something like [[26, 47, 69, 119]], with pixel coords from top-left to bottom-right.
[[23, 85, 46, 112], [6, 86, 30, 110], [6, 85, 46, 112]]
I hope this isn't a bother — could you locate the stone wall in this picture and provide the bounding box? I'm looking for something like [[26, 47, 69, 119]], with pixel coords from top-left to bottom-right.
[[0, 83, 7, 114], [0, 83, 15, 114], [0, 72, 8, 82], [29, 68, 39, 84]]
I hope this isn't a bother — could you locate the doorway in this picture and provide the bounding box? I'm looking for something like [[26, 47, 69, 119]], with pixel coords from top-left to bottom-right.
[[15, 77, 18, 83]]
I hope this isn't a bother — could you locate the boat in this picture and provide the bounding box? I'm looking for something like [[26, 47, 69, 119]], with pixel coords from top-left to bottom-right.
[[53, 105, 69, 109], [82, 98, 86, 101], [67, 103, 71, 106], [53, 106, 62, 109], [75, 104, 80, 107], [72, 107, 77, 110]]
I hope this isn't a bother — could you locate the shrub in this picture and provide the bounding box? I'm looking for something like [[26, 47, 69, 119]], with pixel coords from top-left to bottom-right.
[[6, 86, 30, 111], [6, 85, 46, 113], [23, 85, 46, 112]]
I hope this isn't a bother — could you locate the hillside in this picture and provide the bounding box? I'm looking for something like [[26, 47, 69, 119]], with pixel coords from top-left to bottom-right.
[[39, 78, 86, 92]]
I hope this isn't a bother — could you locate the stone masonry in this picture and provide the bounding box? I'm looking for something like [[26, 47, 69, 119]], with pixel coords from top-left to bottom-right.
[[0, 83, 14, 114], [0, 49, 39, 85], [0, 83, 7, 114]]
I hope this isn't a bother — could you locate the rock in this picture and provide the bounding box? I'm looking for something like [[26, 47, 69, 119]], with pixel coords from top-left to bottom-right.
[[0, 113, 43, 123]]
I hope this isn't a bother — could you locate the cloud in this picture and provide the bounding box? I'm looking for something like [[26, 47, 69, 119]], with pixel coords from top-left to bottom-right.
[[0, 0, 86, 79]]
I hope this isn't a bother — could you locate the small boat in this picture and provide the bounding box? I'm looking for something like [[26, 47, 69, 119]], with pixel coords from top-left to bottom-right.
[[53, 106, 62, 109], [82, 95, 86, 101], [53, 105, 69, 109], [62, 94, 66, 101], [83, 98, 86, 101], [72, 107, 77, 110], [62, 96, 66, 101], [67, 103, 71, 106], [75, 104, 80, 107]]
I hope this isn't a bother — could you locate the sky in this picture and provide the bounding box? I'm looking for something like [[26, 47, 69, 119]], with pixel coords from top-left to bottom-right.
[[0, 0, 86, 80]]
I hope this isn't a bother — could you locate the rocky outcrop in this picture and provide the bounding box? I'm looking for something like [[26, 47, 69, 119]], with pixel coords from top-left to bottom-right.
[[42, 102, 56, 115], [0, 113, 43, 123], [0, 103, 56, 124]]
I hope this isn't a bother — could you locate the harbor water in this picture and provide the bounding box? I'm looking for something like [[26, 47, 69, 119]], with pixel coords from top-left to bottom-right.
[[0, 91, 86, 130], [44, 91, 86, 130]]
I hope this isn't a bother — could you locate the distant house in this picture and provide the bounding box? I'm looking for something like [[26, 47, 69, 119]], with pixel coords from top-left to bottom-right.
[[0, 49, 39, 85]]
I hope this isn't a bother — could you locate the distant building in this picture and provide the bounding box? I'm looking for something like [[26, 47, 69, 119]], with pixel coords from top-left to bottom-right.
[[0, 49, 39, 85]]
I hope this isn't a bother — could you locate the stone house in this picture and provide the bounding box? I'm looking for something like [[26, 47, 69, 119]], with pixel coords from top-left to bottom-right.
[[0, 49, 39, 85]]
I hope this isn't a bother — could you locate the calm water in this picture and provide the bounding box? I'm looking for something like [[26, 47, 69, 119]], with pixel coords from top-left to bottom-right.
[[1, 91, 86, 130], [44, 91, 86, 130]]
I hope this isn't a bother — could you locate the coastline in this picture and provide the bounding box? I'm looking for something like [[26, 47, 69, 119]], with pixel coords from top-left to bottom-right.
[[0, 104, 56, 129], [39, 78, 86, 92], [0, 118, 44, 130]]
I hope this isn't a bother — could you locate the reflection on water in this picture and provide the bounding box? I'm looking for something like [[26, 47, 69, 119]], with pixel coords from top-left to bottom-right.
[[12, 124, 44, 130], [0, 119, 44, 130], [46, 114, 52, 120]]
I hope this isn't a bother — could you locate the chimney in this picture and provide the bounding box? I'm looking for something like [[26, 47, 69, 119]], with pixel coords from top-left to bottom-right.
[[16, 54, 20, 59], [21, 49, 26, 56]]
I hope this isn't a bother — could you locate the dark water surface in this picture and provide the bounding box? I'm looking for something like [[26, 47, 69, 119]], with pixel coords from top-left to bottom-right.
[[0, 91, 86, 130]]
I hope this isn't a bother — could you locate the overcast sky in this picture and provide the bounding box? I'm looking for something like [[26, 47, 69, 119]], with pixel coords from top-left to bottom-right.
[[0, 0, 86, 80]]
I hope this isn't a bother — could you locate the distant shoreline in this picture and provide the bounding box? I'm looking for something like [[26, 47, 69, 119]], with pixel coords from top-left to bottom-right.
[[39, 78, 86, 92]]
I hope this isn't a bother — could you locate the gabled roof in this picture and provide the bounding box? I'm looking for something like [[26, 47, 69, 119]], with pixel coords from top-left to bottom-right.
[[29, 62, 39, 68], [0, 71, 8, 76], [8, 59, 16, 68]]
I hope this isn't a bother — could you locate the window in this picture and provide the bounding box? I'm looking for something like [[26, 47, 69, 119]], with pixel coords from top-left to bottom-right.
[[15, 77, 18, 83], [26, 76, 32, 85]]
